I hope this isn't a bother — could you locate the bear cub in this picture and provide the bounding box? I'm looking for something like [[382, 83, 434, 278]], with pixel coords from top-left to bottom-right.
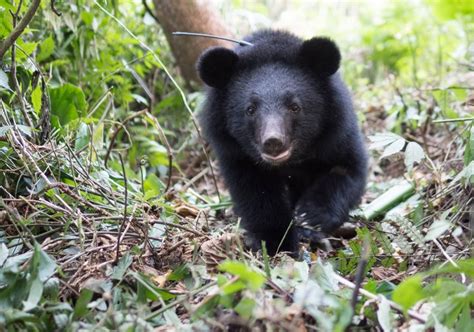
[[197, 30, 368, 254]]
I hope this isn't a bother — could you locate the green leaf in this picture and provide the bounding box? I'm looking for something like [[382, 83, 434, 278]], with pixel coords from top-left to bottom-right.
[[381, 138, 406, 158], [377, 297, 394, 332], [133, 272, 175, 302], [368, 132, 402, 149], [220, 279, 246, 295], [31, 85, 42, 114], [167, 264, 190, 282], [74, 122, 89, 151], [0, 125, 32, 138], [218, 261, 266, 291], [111, 253, 132, 280], [424, 220, 452, 241], [234, 298, 256, 319], [392, 276, 425, 311], [37, 36, 55, 62], [456, 303, 474, 332], [404, 142, 425, 171], [144, 173, 162, 199], [37, 247, 57, 282], [362, 180, 415, 220], [50, 83, 88, 126], [73, 288, 93, 319], [22, 277, 43, 312], [0, 69, 12, 91]]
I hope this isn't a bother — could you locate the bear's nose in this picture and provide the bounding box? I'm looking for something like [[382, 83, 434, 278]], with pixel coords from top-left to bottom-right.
[[263, 137, 285, 156]]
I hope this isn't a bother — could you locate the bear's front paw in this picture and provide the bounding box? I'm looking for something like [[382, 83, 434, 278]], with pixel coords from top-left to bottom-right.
[[294, 206, 344, 234], [295, 226, 333, 251]]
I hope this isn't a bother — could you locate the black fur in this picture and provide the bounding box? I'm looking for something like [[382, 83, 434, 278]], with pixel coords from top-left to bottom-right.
[[197, 30, 368, 254]]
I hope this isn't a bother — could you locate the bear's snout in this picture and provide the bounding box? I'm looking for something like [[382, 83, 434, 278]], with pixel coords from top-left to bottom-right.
[[263, 137, 285, 156], [259, 114, 292, 163]]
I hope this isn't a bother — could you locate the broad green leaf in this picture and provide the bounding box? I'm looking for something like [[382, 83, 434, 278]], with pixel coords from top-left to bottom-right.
[[16, 40, 38, 59], [218, 261, 265, 290], [111, 253, 132, 280], [404, 141, 425, 171], [424, 220, 452, 241], [392, 276, 425, 311], [0, 11, 13, 39], [144, 173, 162, 199], [37, 247, 57, 282], [81, 12, 94, 25], [37, 36, 55, 62], [432, 90, 459, 119], [220, 279, 246, 295], [50, 84, 88, 126], [0, 0, 15, 11], [234, 298, 256, 319], [22, 277, 43, 312]]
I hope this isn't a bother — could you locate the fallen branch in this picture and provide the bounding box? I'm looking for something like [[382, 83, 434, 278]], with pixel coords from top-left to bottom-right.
[[334, 274, 427, 324]]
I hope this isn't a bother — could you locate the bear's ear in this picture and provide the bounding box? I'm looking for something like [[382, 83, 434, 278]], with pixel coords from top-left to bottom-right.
[[196, 47, 239, 88], [299, 37, 341, 77]]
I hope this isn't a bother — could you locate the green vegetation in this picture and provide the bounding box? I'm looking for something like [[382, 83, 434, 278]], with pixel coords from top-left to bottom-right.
[[0, 0, 472, 330]]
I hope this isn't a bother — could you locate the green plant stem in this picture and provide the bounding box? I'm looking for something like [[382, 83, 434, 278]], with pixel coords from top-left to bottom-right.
[[362, 181, 415, 220], [432, 117, 474, 123]]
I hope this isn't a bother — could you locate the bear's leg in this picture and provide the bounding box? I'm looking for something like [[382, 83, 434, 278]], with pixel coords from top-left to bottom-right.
[[295, 166, 366, 235], [220, 159, 297, 254]]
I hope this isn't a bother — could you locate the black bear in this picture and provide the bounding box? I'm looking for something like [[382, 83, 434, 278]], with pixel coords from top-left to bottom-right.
[[197, 30, 367, 254]]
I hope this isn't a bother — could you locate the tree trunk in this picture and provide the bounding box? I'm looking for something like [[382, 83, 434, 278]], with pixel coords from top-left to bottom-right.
[[152, 0, 233, 86]]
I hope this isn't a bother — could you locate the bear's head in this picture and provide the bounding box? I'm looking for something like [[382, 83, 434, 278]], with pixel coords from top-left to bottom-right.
[[197, 32, 342, 166]]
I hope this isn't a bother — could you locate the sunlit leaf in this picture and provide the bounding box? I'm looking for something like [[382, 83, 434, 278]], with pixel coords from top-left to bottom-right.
[[50, 84, 88, 126], [377, 297, 393, 332], [235, 298, 256, 319], [219, 261, 265, 290], [381, 138, 405, 159], [0, 69, 12, 91], [37, 36, 55, 62], [404, 141, 425, 170], [392, 276, 425, 311]]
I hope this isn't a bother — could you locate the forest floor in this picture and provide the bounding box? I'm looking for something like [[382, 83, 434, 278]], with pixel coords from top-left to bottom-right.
[[1, 78, 472, 330]]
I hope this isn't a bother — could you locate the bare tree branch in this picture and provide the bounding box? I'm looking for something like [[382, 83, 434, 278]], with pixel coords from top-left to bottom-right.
[[0, 0, 41, 60]]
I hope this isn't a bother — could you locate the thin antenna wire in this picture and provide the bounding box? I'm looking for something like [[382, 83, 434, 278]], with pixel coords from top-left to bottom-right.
[[172, 32, 253, 46]]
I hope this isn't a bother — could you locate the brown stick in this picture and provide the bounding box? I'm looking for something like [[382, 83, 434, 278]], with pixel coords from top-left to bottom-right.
[[334, 274, 427, 323], [0, 0, 41, 60]]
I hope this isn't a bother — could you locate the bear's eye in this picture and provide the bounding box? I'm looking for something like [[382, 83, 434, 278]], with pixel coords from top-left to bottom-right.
[[289, 103, 301, 113], [246, 105, 257, 116]]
